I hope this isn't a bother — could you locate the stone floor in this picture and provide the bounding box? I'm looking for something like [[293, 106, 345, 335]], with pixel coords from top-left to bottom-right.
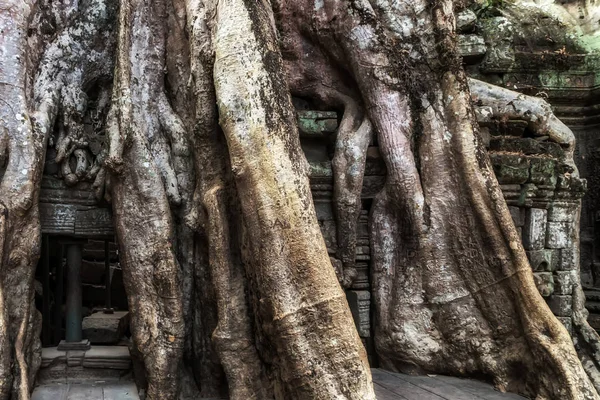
[[372, 369, 527, 400], [32, 381, 139, 400], [33, 368, 527, 400]]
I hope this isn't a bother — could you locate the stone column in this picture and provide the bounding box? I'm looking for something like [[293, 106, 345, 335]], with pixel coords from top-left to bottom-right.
[[58, 240, 90, 351], [66, 243, 83, 343]]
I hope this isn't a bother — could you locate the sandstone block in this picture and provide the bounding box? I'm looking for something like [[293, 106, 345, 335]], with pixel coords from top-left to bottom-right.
[[523, 208, 547, 250], [456, 9, 477, 32], [83, 311, 130, 345], [458, 34, 486, 59], [489, 154, 529, 185], [528, 157, 556, 187], [554, 270, 576, 295], [548, 203, 578, 223], [559, 248, 577, 271], [546, 221, 574, 249], [546, 295, 572, 317]]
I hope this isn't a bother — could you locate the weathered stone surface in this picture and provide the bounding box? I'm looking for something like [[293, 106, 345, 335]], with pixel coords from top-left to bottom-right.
[[40, 176, 97, 206], [554, 271, 577, 295], [458, 34, 486, 59], [559, 248, 578, 271], [529, 157, 557, 187], [351, 262, 370, 290], [546, 221, 574, 249], [523, 208, 547, 250], [489, 153, 530, 184], [489, 138, 563, 159], [41, 347, 67, 368], [548, 203, 578, 222], [526, 249, 558, 272], [75, 208, 114, 237], [40, 204, 77, 235], [456, 9, 477, 32], [346, 290, 370, 338], [297, 110, 338, 136], [509, 206, 525, 227], [557, 174, 587, 193], [533, 272, 554, 297], [40, 203, 114, 237], [480, 17, 515, 71], [66, 350, 85, 367], [546, 295, 573, 317], [83, 346, 132, 370], [83, 311, 130, 344], [308, 161, 333, 178]]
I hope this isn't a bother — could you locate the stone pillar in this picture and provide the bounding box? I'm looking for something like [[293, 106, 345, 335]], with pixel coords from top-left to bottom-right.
[[58, 240, 90, 351], [66, 243, 83, 343]]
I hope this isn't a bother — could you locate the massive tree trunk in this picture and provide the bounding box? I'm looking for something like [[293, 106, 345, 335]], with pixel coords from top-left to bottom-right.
[[3, 0, 600, 399], [0, 3, 43, 398]]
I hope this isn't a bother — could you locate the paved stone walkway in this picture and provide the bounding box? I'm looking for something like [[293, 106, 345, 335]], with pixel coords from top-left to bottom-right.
[[373, 369, 526, 400], [33, 368, 527, 399], [32, 381, 139, 400]]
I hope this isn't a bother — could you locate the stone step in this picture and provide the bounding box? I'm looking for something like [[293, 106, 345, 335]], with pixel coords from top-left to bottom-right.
[[40, 345, 132, 385], [83, 312, 130, 345], [33, 381, 140, 400]]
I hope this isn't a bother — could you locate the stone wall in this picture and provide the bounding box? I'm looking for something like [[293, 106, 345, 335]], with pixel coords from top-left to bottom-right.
[[462, 2, 600, 287], [297, 103, 587, 349], [485, 121, 586, 334]]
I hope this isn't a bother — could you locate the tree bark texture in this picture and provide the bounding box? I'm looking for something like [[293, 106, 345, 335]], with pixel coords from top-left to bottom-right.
[[1, 0, 600, 399]]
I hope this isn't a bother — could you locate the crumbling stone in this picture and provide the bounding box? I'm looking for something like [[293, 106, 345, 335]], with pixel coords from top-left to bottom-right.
[[523, 208, 547, 250], [458, 35, 486, 60], [529, 157, 557, 187], [554, 271, 577, 295], [546, 221, 574, 249], [526, 249, 558, 272], [546, 295, 573, 317], [558, 248, 578, 271], [480, 17, 515, 71], [548, 203, 578, 222], [297, 111, 338, 136], [82, 311, 130, 345], [489, 153, 530, 184], [533, 272, 554, 297], [456, 9, 477, 32], [489, 138, 563, 159]]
